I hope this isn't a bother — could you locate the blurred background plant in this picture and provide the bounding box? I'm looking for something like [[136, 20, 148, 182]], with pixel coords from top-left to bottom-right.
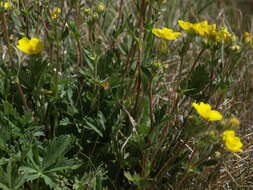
[[0, 0, 252, 189]]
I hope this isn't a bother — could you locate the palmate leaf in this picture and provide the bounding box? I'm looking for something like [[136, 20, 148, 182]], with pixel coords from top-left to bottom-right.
[[20, 135, 78, 189], [41, 173, 58, 189], [20, 165, 58, 188], [26, 145, 42, 170], [42, 135, 74, 169], [46, 159, 79, 173], [0, 160, 25, 190]]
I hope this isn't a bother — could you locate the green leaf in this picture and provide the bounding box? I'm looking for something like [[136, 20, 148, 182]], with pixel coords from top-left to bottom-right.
[[61, 23, 69, 41], [180, 65, 210, 100], [198, 159, 218, 172], [29, 58, 48, 90], [184, 116, 206, 137], [42, 135, 73, 169], [141, 66, 153, 94], [201, 159, 218, 167], [41, 173, 58, 189], [46, 159, 79, 173], [0, 160, 25, 190], [124, 171, 134, 182], [20, 136, 78, 189], [0, 116, 12, 151], [2, 101, 19, 117], [84, 119, 103, 137], [83, 112, 106, 137], [138, 97, 150, 137], [124, 171, 151, 188]]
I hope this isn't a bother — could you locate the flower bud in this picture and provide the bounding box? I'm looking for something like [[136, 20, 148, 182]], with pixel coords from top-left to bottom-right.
[[229, 117, 240, 127], [159, 0, 167, 4], [152, 60, 162, 68], [214, 151, 221, 158], [243, 32, 253, 44], [83, 8, 92, 14], [229, 44, 241, 51], [157, 40, 169, 55], [96, 3, 105, 13]]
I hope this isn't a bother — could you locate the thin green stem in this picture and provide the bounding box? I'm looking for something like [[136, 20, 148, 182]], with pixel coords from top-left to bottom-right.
[[16, 60, 29, 111]]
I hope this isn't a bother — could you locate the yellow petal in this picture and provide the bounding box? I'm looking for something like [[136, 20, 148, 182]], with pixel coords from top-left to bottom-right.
[[17, 37, 33, 55], [30, 38, 44, 54], [178, 20, 193, 30], [222, 130, 235, 141], [17, 37, 43, 55], [222, 130, 243, 152], [198, 21, 208, 26], [192, 21, 214, 36], [192, 102, 211, 120], [18, 37, 30, 45], [1, 2, 12, 9], [152, 28, 164, 38], [208, 110, 223, 121], [224, 136, 243, 152], [152, 27, 181, 40], [192, 102, 222, 121]]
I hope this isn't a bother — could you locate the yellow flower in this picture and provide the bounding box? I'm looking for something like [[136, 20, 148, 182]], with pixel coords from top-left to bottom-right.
[[96, 2, 105, 13], [222, 130, 243, 152], [192, 102, 223, 121], [152, 60, 162, 68], [178, 20, 231, 41], [152, 27, 181, 40], [0, 1, 12, 9], [243, 32, 253, 44], [178, 20, 216, 37], [17, 37, 44, 55], [178, 20, 193, 31], [51, 7, 61, 20], [213, 28, 231, 41], [229, 117, 240, 126], [83, 8, 92, 14], [193, 21, 216, 36], [192, 21, 208, 36]]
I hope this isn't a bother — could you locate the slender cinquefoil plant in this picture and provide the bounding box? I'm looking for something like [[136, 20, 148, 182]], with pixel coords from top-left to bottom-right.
[[0, 0, 250, 189]]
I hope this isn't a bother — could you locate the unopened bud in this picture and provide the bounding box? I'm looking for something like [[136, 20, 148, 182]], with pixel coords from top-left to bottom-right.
[[230, 44, 241, 51], [157, 40, 169, 55], [215, 151, 221, 158], [96, 3, 105, 13], [229, 117, 240, 126], [83, 8, 92, 14]]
